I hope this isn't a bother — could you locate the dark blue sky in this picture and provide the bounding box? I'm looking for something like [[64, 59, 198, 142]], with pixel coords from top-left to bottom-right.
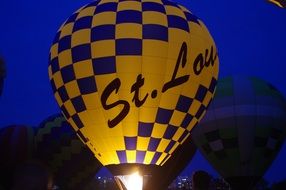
[[0, 0, 286, 184]]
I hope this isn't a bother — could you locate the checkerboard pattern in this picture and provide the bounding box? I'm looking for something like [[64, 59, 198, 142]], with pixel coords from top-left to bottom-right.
[[34, 114, 102, 190], [48, 0, 219, 166], [192, 76, 286, 177]]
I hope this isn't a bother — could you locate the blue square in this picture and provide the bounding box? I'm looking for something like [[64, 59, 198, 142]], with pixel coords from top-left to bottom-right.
[[73, 16, 93, 32], [143, 24, 168, 41], [163, 125, 177, 139], [50, 57, 60, 74], [184, 11, 200, 24], [155, 108, 173, 124], [61, 65, 75, 83], [58, 86, 69, 102], [61, 105, 70, 118], [72, 114, 84, 128], [50, 79, 57, 93], [91, 25, 115, 42], [168, 15, 189, 32], [117, 150, 127, 163], [72, 44, 92, 63], [84, 0, 100, 8], [116, 10, 142, 24], [77, 76, 97, 94], [195, 85, 208, 102], [138, 122, 153, 137], [71, 96, 86, 113], [195, 104, 206, 119], [124, 136, 137, 150], [165, 140, 175, 152], [77, 129, 87, 142], [150, 152, 162, 164], [142, 2, 166, 13], [181, 113, 193, 129], [161, 0, 179, 7], [58, 35, 71, 53], [116, 39, 142, 55], [176, 95, 193, 112], [66, 13, 79, 24], [209, 77, 217, 93], [148, 137, 161, 151], [178, 130, 188, 142], [94, 3, 118, 14], [92, 56, 116, 75], [136, 151, 146, 163]]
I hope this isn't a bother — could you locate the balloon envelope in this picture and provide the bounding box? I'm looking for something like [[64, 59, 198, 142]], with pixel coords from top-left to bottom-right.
[[0, 125, 34, 189], [192, 76, 286, 189], [48, 0, 219, 169], [34, 114, 102, 190]]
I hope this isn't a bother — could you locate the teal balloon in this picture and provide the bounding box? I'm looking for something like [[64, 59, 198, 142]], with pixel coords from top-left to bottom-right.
[[192, 76, 286, 190]]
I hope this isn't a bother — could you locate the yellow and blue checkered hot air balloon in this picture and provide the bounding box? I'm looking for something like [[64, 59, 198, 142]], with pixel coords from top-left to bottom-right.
[[48, 0, 219, 183]]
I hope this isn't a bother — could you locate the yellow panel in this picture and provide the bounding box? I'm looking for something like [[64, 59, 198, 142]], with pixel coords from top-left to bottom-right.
[[53, 71, 64, 89], [188, 99, 201, 115], [158, 93, 179, 110], [142, 56, 167, 75], [117, 73, 140, 90], [117, 1, 142, 11], [54, 92, 63, 107], [94, 74, 117, 93], [137, 137, 150, 151], [48, 66, 53, 79], [82, 93, 101, 110], [167, 42, 182, 60], [64, 81, 81, 99], [120, 106, 139, 123], [202, 91, 213, 107], [156, 152, 168, 165], [178, 5, 189, 12], [115, 23, 142, 39], [122, 122, 138, 137], [58, 50, 72, 68], [169, 110, 186, 126], [111, 137, 125, 150], [143, 40, 168, 58], [77, 110, 92, 127], [63, 100, 76, 117], [144, 151, 155, 164], [168, 28, 190, 43], [157, 139, 169, 152], [187, 118, 198, 131], [172, 127, 185, 141], [181, 79, 200, 99], [165, 6, 185, 18], [60, 22, 74, 38], [142, 11, 167, 26], [92, 12, 116, 27], [50, 43, 58, 60], [169, 142, 179, 154], [151, 123, 167, 138], [86, 109, 106, 124], [139, 107, 158, 123], [67, 117, 78, 131], [116, 56, 142, 73], [71, 29, 91, 48], [73, 60, 94, 79], [91, 40, 115, 58], [126, 150, 136, 163], [76, 7, 96, 19]]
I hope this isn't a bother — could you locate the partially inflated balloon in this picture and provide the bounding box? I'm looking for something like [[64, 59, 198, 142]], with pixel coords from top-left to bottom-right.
[[192, 76, 286, 190], [48, 0, 219, 168], [34, 114, 102, 190], [0, 125, 34, 189]]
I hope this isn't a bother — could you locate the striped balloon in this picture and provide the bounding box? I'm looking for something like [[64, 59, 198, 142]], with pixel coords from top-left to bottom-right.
[[192, 76, 286, 190], [34, 114, 102, 190]]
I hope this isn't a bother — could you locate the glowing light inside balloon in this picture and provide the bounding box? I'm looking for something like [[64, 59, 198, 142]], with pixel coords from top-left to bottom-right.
[[115, 172, 143, 190]]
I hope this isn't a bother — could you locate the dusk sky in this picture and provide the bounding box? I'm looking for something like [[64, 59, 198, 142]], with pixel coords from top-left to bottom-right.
[[0, 0, 286, 184]]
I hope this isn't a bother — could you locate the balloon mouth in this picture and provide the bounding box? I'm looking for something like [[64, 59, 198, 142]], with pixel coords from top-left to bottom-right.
[[114, 172, 143, 190]]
